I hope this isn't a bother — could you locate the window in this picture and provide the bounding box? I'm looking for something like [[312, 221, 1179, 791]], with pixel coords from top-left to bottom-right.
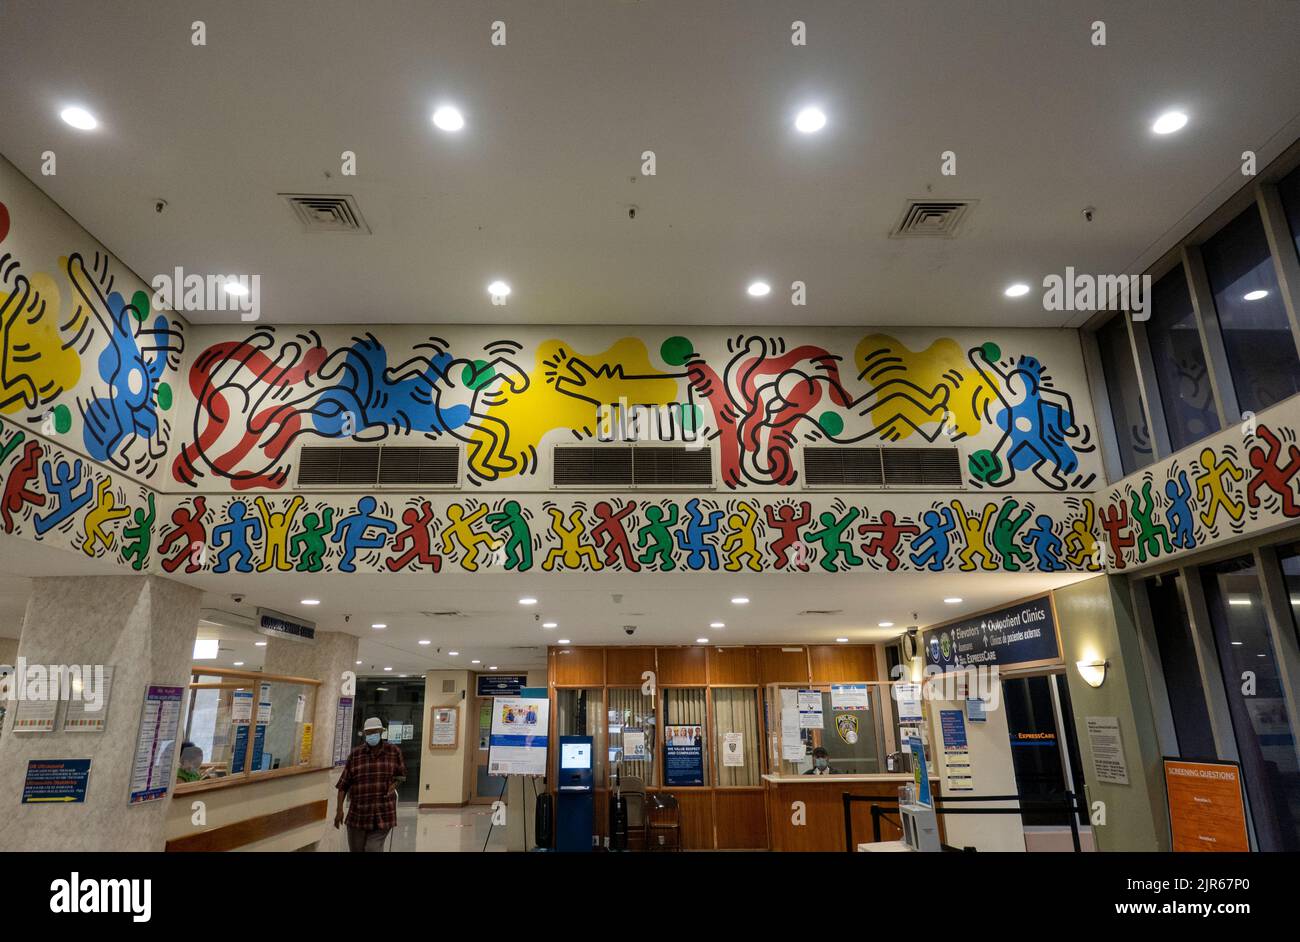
[[1095, 315, 1152, 474], [662, 688, 708, 785], [1279, 164, 1300, 263], [1143, 574, 1215, 758], [1145, 267, 1220, 450], [607, 687, 656, 786], [1202, 555, 1300, 850], [1202, 204, 1300, 415], [712, 688, 762, 786]]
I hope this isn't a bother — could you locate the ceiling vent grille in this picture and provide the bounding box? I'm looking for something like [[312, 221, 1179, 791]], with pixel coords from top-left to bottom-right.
[[280, 193, 371, 233], [889, 199, 976, 239], [295, 445, 459, 487], [803, 446, 963, 487], [553, 445, 713, 487]]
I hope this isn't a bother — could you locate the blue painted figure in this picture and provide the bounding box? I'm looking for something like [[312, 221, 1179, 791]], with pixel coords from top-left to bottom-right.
[[1164, 470, 1198, 550], [1023, 514, 1066, 572], [674, 498, 723, 570], [331, 496, 398, 572], [212, 501, 263, 573], [909, 507, 956, 571], [33, 458, 94, 535]]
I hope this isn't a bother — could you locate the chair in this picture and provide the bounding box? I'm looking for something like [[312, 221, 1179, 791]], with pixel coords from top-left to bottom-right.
[[646, 793, 681, 851], [621, 775, 647, 851]]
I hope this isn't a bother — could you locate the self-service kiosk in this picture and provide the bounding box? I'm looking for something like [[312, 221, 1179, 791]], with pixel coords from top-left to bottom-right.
[[556, 735, 594, 852]]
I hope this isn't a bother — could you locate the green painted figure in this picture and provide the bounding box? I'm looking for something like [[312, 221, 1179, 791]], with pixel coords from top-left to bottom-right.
[[486, 499, 533, 570], [636, 503, 679, 571], [992, 499, 1032, 571], [291, 507, 335, 572], [120, 492, 156, 571]]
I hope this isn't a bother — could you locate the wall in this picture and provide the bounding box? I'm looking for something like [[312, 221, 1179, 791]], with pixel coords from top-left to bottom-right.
[[1054, 575, 1169, 851], [418, 670, 472, 806]]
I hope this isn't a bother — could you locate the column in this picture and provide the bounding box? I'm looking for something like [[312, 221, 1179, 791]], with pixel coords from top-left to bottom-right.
[[263, 630, 359, 769], [0, 574, 202, 852]]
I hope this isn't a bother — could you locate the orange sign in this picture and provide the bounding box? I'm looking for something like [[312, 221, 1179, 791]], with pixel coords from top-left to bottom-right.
[[1163, 758, 1250, 852]]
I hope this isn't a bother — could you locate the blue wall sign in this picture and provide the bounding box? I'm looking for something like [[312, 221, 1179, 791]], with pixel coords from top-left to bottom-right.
[[22, 758, 91, 803], [664, 725, 704, 786], [922, 595, 1060, 672], [477, 674, 528, 698]]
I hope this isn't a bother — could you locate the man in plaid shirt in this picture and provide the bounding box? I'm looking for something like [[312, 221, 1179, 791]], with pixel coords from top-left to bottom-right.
[[335, 716, 407, 852]]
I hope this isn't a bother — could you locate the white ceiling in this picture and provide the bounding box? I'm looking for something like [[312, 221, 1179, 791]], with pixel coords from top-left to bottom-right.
[[2, 0, 1299, 327]]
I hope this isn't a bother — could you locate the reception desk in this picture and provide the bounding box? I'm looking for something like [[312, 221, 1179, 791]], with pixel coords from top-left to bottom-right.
[[763, 773, 938, 852], [165, 766, 334, 851]]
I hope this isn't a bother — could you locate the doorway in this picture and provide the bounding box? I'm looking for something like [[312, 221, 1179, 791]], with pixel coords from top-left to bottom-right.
[[354, 677, 425, 804]]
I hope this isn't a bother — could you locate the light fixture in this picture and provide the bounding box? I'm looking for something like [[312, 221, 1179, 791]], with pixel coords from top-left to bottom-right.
[[355, 660, 362, 665], [836, 637, 849, 643], [301, 599, 320, 606], [418, 639, 431, 645], [696, 638, 709, 644], [794, 106, 827, 134], [432, 105, 465, 132], [1228, 598, 1252, 607], [878, 621, 894, 628], [943, 597, 962, 604], [449, 651, 459, 656], [1231, 641, 1243, 646], [254, 641, 267, 647], [371, 623, 387, 629], [1244, 289, 1269, 301], [471, 659, 481, 664], [193, 639, 218, 660], [383, 666, 393, 672], [542, 622, 558, 629], [60, 106, 98, 130], [489, 666, 498, 671], [1075, 658, 1109, 688], [233, 661, 245, 667], [556, 640, 570, 645], [1152, 110, 1188, 135], [488, 280, 511, 298], [731, 596, 749, 605], [519, 597, 538, 606], [223, 281, 248, 297], [1003, 283, 1030, 298], [747, 281, 771, 297], [710, 621, 725, 629]]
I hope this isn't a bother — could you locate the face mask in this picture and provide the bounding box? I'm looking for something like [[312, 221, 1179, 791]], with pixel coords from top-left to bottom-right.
[[365, 733, 382, 747], [815, 758, 828, 770]]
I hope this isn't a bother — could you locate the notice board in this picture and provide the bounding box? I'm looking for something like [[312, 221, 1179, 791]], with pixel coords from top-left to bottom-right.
[[1163, 758, 1250, 852]]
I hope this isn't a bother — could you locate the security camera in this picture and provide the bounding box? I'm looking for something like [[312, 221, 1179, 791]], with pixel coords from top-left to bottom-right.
[[155, 199, 168, 214], [627, 205, 637, 220], [1082, 206, 1095, 223], [343, 614, 351, 623], [623, 625, 636, 636], [230, 593, 245, 604]]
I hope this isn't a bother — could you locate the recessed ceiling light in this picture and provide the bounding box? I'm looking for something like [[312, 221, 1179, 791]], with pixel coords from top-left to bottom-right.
[[794, 106, 827, 134], [371, 623, 387, 630], [944, 597, 963, 604], [60, 106, 98, 131], [489, 666, 498, 670], [488, 280, 511, 298], [519, 597, 538, 606], [696, 638, 709, 644], [418, 639, 431, 645], [301, 599, 320, 606], [449, 651, 459, 656], [1244, 289, 1269, 301], [731, 596, 749, 605], [836, 638, 849, 643], [1004, 283, 1031, 298], [1152, 110, 1188, 135], [878, 621, 894, 628], [542, 622, 558, 629], [710, 622, 725, 629], [471, 659, 481, 664], [432, 105, 465, 132], [1228, 598, 1252, 606], [233, 661, 244, 667], [223, 281, 248, 297], [556, 640, 570, 645], [383, 666, 393, 671], [1231, 641, 1243, 646], [747, 281, 771, 297], [355, 660, 362, 665], [254, 641, 267, 647]]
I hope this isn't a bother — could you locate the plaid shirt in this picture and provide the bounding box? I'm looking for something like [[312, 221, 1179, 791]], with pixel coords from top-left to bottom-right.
[[338, 742, 406, 831]]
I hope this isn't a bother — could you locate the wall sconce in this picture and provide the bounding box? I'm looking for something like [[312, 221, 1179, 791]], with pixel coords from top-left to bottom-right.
[[1075, 658, 1109, 688]]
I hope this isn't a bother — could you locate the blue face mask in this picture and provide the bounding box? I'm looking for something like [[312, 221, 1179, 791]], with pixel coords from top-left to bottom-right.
[[365, 733, 382, 747]]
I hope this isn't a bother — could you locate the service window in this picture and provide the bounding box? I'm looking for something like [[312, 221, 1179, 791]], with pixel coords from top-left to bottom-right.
[[712, 687, 762, 786], [607, 687, 657, 787]]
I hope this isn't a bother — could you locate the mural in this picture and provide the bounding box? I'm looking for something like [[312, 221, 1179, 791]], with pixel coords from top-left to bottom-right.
[[0, 193, 185, 481], [1098, 403, 1300, 570], [171, 326, 1099, 494]]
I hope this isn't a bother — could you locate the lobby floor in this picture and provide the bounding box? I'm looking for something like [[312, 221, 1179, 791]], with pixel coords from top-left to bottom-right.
[[320, 803, 512, 852]]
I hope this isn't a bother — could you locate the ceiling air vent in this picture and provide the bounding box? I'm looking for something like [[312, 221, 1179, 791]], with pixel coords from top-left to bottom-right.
[[280, 193, 371, 233], [889, 199, 976, 239], [803, 445, 962, 487], [553, 445, 713, 487], [295, 444, 459, 486]]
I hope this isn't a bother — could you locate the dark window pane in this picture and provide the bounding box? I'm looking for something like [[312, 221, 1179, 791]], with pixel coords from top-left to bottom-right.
[[1202, 555, 1300, 851], [1145, 267, 1220, 450], [1279, 164, 1300, 264], [1144, 573, 1215, 757], [1096, 315, 1151, 474], [1202, 205, 1300, 415]]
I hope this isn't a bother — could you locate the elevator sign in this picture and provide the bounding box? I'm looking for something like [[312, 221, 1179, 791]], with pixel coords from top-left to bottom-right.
[[922, 596, 1061, 673]]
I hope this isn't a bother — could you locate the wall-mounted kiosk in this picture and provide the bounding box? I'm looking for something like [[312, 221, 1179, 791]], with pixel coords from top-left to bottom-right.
[[556, 735, 594, 852]]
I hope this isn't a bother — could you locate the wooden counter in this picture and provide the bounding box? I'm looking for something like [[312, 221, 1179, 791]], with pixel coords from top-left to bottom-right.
[[166, 766, 336, 852], [763, 772, 938, 852]]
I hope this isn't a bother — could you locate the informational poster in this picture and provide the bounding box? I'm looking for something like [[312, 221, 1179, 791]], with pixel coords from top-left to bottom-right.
[[231, 689, 254, 723], [231, 689, 254, 773], [1085, 716, 1130, 785], [11, 693, 58, 733], [62, 666, 114, 732], [940, 709, 973, 791], [722, 731, 744, 766], [477, 673, 528, 698], [966, 698, 987, 723], [922, 595, 1061, 673], [294, 693, 306, 723], [895, 684, 924, 724], [831, 684, 870, 711], [231, 722, 250, 773], [430, 707, 458, 747], [622, 728, 646, 762], [908, 735, 932, 807], [1163, 758, 1250, 852], [402, 723, 414, 741], [779, 688, 804, 761], [256, 683, 272, 724], [22, 758, 91, 804], [332, 696, 355, 767], [388, 720, 404, 743], [298, 723, 314, 765], [797, 689, 823, 729], [665, 724, 704, 785], [251, 722, 268, 770], [128, 685, 183, 804], [487, 695, 549, 775]]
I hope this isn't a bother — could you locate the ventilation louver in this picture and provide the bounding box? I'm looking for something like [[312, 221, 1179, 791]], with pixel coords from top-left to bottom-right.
[[803, 446, 963, 487], [295, 445, 459, 486], [553, 445, 713, 487], [280, 193, 371, 233], [889, 199, 976, 239]]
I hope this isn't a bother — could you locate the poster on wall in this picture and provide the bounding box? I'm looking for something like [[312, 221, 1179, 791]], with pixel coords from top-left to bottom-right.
[[1085, 716, 1130, 785], [922, 596, 1061, 673], [895, 684, 924, 724], [907, 735, 932, 808], [487, 696, 549, 775], [665, 724, 705, 785], [332, 696, 355, 767], [623, 728, 647, 762], [128, 685, 183, 804], [298, 723, 314, 765], [831, 684, 870, 711], [939, 709, 974, 791], [62, 666, 114, 732], [1163, 758, 1250, 852], [11, 692, 58, 733], [430, 707, 458, 748], [722, 732, 744, 766], [22, 758, 91, 804], [797, 690, 823, 729], [231, 689, 253, 773]]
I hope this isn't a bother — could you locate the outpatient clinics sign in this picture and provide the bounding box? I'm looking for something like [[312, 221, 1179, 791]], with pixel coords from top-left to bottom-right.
[[922, 596, 1062, 673]]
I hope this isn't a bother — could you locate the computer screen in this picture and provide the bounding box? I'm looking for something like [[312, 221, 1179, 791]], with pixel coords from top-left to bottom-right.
[[561, 742, 591, 769]]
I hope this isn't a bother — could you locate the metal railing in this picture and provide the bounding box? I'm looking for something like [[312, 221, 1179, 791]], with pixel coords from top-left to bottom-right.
[[841, 791, 1085, 852]]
